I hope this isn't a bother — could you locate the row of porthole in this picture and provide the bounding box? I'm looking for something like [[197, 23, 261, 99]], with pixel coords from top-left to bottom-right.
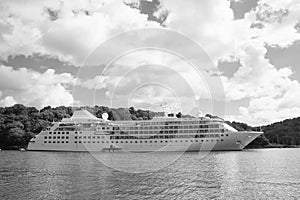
[[48, 132, 70, 135], [75, 136, 105, 139], [44, 141, 69, 144], [44, 136, 69, 139], [73, 139, 224, 144]]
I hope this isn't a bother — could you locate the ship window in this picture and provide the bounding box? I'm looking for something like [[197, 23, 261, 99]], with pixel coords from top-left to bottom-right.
[[226, 134, 229, 136], [116, 141, 118, 143], [48, 136, 51, 139], [62, 141, 64, 143], [120, 141, 123, 143], [97, 141, 100, 143], [83, 136, 86, 139], [93, 141, 95, 143], [79, 141, 82, 143], [57, 136, 60, 139], [58, 132, 60, 134], [125, 141, 128, 143], [53, 132, 56, 134], [221, 139, 224, 141], [49, 132, 52, 134], [93, 136, 95, 139], [48, 141, 51, 143], [44, 136, 47, 139], [53, 141, 56, 143], [97, 136, 100, 139], [75, 141, 77, 143], [195, 140, 198, 142], [57, 141, 60, 143], [66, 136, 69, 139], [88, 136, 91, 139], [106, 141, 109, 143], [130, 141, 133, 143], [53, 136, 56, 139], [221, 134, 224, 137], [44, 141, 47, 143], [140, 141, 142, 143], [190, 140, 193, 142], [62, 136, 64, 139], [83, 141, 86, 143], [75, 136, 77, 139], [75, 132, 77, 134], [135, 141, 138, 143], [66, 132, 69, 134], [102, 141, 104, 143]]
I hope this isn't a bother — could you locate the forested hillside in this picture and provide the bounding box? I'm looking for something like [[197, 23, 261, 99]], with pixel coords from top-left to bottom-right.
[[0, 104, 299, 149], [262, 118, 300, 145]]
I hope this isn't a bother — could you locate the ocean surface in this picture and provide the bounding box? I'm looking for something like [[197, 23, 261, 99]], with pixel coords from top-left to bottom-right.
[[0, 148, 300, 200]]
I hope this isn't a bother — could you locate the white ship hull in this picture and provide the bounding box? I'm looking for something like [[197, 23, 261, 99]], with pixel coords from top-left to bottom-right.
[[27, 131, 262, 152]]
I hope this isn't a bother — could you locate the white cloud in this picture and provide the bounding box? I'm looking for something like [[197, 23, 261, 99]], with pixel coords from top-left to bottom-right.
[[155, 0, 237, 64], [243, 0, 300, 47], [221, 40, 296, 100], [0, 0, 161, 64], [0, 65, 75, 108], [78, 75, 108, 90], [0, 96, 17, 107], [222, 40, 300, 125]]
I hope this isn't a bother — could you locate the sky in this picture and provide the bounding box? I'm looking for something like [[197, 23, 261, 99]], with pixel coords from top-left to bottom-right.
[[0, 0, 300, 126]]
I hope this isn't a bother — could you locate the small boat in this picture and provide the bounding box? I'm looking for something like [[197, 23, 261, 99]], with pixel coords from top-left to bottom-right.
[[19, 148, 26, 151], [103, 145, 122, 152]]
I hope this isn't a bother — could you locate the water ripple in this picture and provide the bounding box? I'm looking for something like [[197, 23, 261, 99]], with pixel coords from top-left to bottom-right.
[[0, 149, 300, 200]]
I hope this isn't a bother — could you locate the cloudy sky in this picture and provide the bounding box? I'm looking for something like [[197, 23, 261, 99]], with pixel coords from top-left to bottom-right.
[[0, 0, 300, 126]]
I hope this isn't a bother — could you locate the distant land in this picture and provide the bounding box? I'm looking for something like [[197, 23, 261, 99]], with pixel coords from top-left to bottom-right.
[[0, 104, 299, 150]]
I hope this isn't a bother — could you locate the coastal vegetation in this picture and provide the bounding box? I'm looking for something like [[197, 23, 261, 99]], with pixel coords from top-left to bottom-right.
[[0, 104, 299, 149]]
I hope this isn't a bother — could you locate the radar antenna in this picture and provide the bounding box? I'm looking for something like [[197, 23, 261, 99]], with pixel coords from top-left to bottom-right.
[[102, 113, 109, 121]]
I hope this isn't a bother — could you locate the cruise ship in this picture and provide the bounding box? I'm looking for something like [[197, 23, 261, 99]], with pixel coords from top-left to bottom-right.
[[27, 110, 262, 152]]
